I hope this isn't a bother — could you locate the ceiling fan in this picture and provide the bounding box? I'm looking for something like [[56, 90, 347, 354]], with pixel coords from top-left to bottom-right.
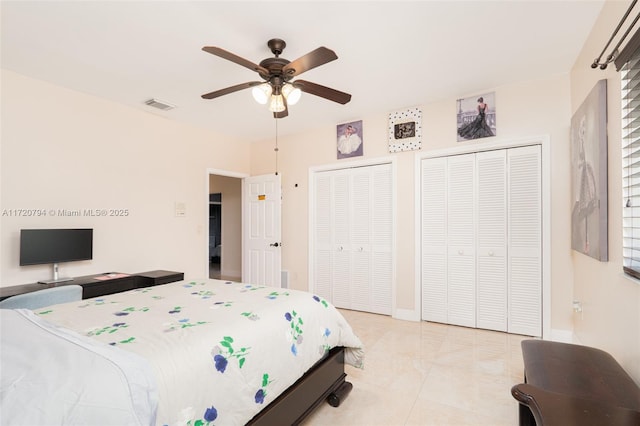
[[201, 38, 351, 118]]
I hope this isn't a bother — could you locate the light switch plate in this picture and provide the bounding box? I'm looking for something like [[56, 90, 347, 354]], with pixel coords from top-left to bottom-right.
[[175, 202, 186, 217]]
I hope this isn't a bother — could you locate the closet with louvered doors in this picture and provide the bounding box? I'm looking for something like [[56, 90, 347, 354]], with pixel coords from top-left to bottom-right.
[[312, 163, 393, 316], [421, 145, 541, 336]]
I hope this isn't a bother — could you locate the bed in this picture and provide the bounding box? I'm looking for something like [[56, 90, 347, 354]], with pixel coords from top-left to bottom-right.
[[0, 278, 364, 425]]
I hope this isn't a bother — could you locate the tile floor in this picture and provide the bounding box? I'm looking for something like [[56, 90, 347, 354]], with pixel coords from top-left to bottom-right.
[[209, 262, 221, 280], [303, 309, 530, 426], [209, 262, 240, 282]]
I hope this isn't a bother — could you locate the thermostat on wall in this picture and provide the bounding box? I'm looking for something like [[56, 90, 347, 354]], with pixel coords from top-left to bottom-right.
[[175, 202, 186, 217]]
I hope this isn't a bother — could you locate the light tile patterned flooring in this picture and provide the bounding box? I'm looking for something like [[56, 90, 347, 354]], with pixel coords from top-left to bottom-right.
[[303, 309, 529, 426], [209, 262, 240, 282]]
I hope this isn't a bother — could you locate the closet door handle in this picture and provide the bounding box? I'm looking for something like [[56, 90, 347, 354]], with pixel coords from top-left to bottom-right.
[[458, 249, 464, 255], [488, 250, 494, 256], [338, 246, 344, 251], [359, 247, 364, 252]]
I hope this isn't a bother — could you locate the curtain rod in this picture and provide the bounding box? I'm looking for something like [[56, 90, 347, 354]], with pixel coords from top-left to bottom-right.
[[592, 0, 639, 70]]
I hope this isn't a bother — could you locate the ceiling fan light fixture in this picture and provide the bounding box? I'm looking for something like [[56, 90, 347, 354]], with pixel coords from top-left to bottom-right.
[[282, 83, 302, 105], [252, 83, 272, 104], [201, 39, 351, 117], [268, 94, 286, 112]]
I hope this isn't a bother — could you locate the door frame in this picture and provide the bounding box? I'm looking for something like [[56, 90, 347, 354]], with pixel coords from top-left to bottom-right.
[[205, 168, 249, 279], [414, 135, 551, 338]]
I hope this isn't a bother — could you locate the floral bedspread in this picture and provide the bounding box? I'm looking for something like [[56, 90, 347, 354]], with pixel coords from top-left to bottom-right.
[[38, 279, 364, 425]]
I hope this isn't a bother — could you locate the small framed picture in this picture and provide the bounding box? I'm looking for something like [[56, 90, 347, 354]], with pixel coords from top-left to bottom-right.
[[389, 107, 422, 152], [337, 120, 363, 159], [456, 92, 496, 141]]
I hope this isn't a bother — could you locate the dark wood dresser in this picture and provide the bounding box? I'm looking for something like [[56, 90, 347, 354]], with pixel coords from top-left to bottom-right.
[[0, 270, 185, 301]]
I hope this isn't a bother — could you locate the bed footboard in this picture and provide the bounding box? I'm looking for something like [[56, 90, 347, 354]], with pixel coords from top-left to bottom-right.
[[247, 346, 352, 425]]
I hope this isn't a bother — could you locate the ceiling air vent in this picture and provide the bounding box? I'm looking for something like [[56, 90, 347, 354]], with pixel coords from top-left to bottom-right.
[[144, 98, 175, 111]]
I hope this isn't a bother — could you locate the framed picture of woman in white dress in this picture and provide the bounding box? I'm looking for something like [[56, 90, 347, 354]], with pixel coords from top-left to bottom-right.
[[337, 120, 363, 159]]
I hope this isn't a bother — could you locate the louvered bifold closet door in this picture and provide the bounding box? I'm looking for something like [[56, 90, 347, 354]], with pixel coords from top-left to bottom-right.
[[350, 168, 373, 312], [476, 150, 508, 332], [314, 173, 333, 301], [370, 164, 393, 314], [331, 170, 352, 309], [507, 145, 542, 337], [313, 164, 393, 315], [421, 157, 448, 322], [447, 154, 477, 328]]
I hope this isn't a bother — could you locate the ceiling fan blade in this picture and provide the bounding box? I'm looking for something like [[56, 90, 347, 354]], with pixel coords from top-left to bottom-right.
[[293, 80, 352, 104], [202, 46, 269, 75], [201, 81, 262, 99], [282, 47, 338, 77]]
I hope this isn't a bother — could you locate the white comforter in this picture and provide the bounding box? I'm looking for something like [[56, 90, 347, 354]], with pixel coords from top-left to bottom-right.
[[1, 309, 158, 425], [2, 279, 364, 425]]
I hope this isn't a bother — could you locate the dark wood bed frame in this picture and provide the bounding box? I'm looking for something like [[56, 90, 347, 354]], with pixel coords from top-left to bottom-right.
[[247, 346, 353, 425]]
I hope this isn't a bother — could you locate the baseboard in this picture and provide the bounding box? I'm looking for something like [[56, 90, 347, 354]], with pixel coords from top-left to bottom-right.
[[393, 308, 420, 322], [393, 308, 559, 334], [549, 328, 575, 343]]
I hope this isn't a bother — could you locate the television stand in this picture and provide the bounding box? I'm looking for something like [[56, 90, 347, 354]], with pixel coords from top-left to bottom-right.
[[0, 270, 185, 301], [37, 263, 72, 285], [37, 277, 73, 285]]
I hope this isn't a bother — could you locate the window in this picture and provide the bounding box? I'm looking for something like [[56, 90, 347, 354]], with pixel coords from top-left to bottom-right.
[[622, 46, 640, 279]]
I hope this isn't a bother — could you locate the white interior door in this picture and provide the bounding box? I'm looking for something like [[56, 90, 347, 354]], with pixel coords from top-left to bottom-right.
[[446, 153, 477, 328], [421, 156, 449, 323], [420, 145, 542, 337], [369, 164, 393, 314], [476, 150, 508, 332], [242, 173, 281, 287], [312, 163, 393, 315], [313, 173, 333, 301], [331, 170, 352, 308], [508, 145, 542, 336]]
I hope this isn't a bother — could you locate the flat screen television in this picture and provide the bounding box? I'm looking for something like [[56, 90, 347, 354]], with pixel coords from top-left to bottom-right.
[[20, 228, 93, 284]]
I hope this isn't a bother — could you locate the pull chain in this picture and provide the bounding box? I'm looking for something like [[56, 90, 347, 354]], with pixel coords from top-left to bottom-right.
[[274, 118, 279, 175]]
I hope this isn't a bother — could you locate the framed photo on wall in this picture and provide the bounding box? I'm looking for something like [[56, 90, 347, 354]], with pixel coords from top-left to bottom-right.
[[388, 107, 422, 152], [456, 92, 496, 141], [570, 79, 608, 261], [337, 120, 363, 159]]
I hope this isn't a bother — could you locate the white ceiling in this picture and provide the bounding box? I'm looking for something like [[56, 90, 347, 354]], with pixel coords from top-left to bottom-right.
[[1, 1, 606, 142]]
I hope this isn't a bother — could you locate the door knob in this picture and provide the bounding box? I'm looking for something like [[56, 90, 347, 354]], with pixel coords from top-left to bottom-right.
[[270, 242, 280, 247]]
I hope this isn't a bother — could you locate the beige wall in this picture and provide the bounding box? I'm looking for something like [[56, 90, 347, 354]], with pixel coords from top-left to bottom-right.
[[208, 174, 242, 278], [1, 70, 251, 285], [569, 0, 640, 382], [251, 73, 575, 332]]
